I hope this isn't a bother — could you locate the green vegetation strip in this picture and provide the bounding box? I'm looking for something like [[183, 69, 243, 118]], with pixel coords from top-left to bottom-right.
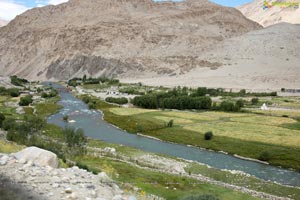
[[83, 96, 300, 170], [77, 155, 260, 200]]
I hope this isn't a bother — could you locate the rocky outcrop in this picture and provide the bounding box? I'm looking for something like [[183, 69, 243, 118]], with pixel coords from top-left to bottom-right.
[[0, 0, 261, 81], [13, 146, 58, 168], [0, 147, 138, 200]]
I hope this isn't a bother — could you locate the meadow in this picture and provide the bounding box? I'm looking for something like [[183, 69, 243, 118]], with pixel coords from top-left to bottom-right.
[[94, 101, 300, 170]]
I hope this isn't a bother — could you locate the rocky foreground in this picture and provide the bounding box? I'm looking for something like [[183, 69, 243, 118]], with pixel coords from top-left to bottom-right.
[[0, 147, 141, 200]]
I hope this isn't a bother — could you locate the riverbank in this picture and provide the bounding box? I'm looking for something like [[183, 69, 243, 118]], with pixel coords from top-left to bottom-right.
[[85, 96, 300, 171]]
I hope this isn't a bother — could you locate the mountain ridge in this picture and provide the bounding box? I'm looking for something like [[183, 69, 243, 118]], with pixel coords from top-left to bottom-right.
[[0, 0, 261, 81]]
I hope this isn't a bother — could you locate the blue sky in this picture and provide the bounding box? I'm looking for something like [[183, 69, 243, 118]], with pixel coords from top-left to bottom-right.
[[0, 0, 253, 21]]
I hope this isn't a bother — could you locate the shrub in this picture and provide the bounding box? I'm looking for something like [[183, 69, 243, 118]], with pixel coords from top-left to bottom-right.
[[219, 101, 235, 112], [2, 118, 17, 131], [41, 92, 48, 98], [105, 97, 128, 105], [167, 119, 174, 127], [181, 194, 219, 200], [7, 88, 20, 97], [251, 98, 259, 105], [64, 127, 87, 156], [63, 115, 69, 122], [88, 102, 96, 109], [82, 96, 91, 104], [204, 131, 213, 140], [10, 75, 28, 86], [0, 113, 5, 128], [19, 95, 33, 106], [258, 151, 272, 161]]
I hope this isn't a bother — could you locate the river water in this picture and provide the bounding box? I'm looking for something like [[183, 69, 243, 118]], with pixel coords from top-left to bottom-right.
[[47, 83, 300, 187]]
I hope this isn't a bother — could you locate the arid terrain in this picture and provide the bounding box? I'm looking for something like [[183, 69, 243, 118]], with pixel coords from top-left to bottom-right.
[[0, 0, 299, 89], [238, 0, 300, 27]]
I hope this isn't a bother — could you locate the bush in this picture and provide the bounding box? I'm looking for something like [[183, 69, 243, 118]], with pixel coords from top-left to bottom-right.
[[0, 113, 5, 128], [167, 119, 174, 127], [64, 127, 87, 156], [63, 115, 69, 122], [41, 92, 48, 98], [251, 97, 259, 105], [88, 102, 96, 109], [7, 88, 20, 97], [82, 96, 91, 104], [10, 75, 28, 86], [19, 95, 33, 106], [2, 118, 17, 131], [204, 131, 213, 140], [181, 194, 219, 200], [258, 151, 272, 161], [105, 97, 128, 105], [219, 101, 235, 112]]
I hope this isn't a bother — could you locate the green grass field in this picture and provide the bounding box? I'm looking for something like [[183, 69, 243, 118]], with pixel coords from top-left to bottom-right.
[[91, 99, 300, 170]]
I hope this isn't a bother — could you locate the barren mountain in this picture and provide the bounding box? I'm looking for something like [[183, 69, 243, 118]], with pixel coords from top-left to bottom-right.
[[238, 0, 300, 27], [0, 19, 8, 27], [125, 23, 300, 90], [0, 0, 261, 81]]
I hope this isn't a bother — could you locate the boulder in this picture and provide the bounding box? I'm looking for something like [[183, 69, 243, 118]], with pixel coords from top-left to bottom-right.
[[13, 147, 58, 168]]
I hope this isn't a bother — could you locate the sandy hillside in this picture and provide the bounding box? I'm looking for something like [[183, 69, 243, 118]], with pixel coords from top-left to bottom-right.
[[0, 0, 260, 81], [121, 23, 300, 91], [238, 0, 300, 27]]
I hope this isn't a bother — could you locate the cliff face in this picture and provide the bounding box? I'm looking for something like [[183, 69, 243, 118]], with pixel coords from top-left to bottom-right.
[[0, 0, 261, 80]]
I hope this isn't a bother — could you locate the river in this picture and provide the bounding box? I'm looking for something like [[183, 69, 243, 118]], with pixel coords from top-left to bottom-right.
[[47, 83, 300, 187]]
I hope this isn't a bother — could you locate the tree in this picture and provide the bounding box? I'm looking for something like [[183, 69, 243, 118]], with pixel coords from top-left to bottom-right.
[[0, 113, 5, 128], [167, 119, 174, 127], [2, 118, 17, 131], [251, 98, 259, 105], [204, 131, 213, 140], [219, 101, 235, 112], [64, 127, 87, 155], [8, 88, 20, 97], [83, 74, 87, 83], [19, 95, 33, 106]]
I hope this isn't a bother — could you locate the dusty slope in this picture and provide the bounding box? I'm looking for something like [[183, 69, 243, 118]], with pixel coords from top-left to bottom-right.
[[0, 0, 261, 81], [122, 23, 300, 90], [238, 0, 300, 27]]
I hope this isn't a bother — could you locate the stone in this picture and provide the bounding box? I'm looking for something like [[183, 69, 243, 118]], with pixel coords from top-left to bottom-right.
[[65, 187, 73, 193], [13, 147, 58, 168], [0, 155, 9, 165], [112, 195, 123, 200], [128, 196, 137, 200], [98, 172, 111, 183]]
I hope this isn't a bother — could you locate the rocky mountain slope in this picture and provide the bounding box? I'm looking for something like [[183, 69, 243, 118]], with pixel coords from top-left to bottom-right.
[[0, 0, 261, 81], [122, 23, 300, 90], [238, 0, 300, 27]]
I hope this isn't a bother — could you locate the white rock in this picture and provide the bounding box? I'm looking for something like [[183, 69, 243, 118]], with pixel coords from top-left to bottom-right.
[[13, 147, 58, 168], [112, 195, 123, 200], [98, 172, 111, 183], [128, 196, 137, 200], [0, 155, 9, 165]]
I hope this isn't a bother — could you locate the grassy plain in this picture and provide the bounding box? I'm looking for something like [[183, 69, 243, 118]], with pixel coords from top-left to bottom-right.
[[90, 98, 300, 170]]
